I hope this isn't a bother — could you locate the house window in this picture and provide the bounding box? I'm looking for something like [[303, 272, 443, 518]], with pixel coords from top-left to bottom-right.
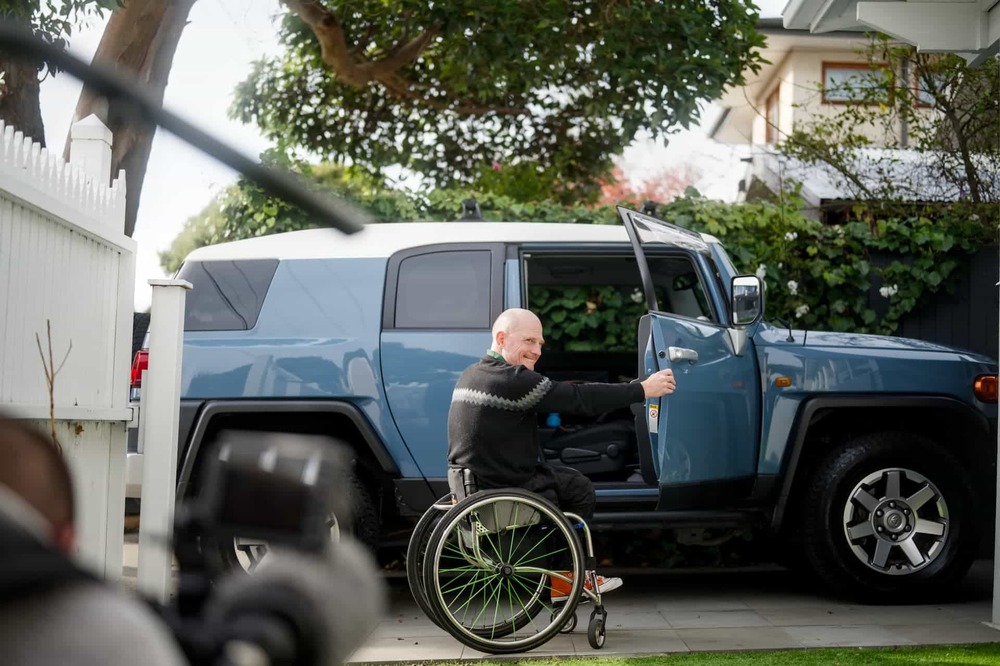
[[765, 87, 780, 143], [821, 63, 888, 104], [914, 70, 949, 107]]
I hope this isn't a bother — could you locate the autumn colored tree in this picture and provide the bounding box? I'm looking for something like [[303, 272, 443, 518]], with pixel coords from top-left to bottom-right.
[[597, 163, 703, 207]]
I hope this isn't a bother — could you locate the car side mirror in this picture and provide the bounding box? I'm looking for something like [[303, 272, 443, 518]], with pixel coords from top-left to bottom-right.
[[731, 275, 763, 327]]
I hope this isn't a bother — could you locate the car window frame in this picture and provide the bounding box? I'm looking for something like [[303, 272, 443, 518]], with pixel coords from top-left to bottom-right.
[[382, 243, 505, 331], [177, 258, 280, 332]]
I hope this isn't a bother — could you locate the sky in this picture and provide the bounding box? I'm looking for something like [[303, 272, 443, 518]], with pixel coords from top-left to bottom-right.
[[38, 0, 787, 311]]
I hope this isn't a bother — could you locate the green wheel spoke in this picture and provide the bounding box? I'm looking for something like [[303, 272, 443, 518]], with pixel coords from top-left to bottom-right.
[[512, 545, 567, 569], [440, 569, 498, 598]]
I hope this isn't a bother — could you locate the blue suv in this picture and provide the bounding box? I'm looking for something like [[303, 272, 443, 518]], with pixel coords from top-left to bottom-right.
[[164, 206, 997, 601]]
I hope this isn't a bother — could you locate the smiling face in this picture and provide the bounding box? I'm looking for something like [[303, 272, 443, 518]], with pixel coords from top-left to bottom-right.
[[493, 309, 545, 371]]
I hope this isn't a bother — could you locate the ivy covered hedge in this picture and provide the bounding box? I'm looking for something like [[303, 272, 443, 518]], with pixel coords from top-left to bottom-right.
[[419, 191, 996, 343], [655, 194, 996, 336], [499, 192, 995, 348]]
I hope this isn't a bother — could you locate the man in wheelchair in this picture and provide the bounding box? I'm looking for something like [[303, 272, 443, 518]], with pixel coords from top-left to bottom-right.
[[447, 308, 677, 600]]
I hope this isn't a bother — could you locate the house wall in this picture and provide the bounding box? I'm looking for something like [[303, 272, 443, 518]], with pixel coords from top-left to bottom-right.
[[750, 48, 902, 146]]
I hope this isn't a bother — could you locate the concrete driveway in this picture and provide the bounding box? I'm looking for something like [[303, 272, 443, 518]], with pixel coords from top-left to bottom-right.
[[349, 561, 1000, 662]]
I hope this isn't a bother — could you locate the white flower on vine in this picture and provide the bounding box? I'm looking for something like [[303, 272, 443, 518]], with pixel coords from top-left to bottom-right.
[[787, 280, 798, 295], [795, 304, 810, 319], [835, 226, 845, 236], [784, 231, 798, 241], [630, 288, 644, 304], [879, 284, 899, 298], [755, 263, 767, 280]]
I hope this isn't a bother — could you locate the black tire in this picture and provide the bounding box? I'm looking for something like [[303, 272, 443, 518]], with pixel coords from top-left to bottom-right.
[[587, 609, 606, 649], [348, 475, 379, 552], [405, 498, 451, 628], [555, 611, 577, 633], [800, 432, 978, 603]]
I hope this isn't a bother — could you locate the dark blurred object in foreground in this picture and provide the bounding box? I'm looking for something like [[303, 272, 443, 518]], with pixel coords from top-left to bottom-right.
[[161, 431, 385, 665]]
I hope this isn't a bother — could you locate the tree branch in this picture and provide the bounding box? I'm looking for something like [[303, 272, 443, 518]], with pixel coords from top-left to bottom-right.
[[368, 24, 438, 79], [280, 0, 525, 116], [35, 320, 71, 453]]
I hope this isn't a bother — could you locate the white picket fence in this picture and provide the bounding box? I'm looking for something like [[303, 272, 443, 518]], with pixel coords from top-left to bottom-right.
[[0, 115, 135, 580]]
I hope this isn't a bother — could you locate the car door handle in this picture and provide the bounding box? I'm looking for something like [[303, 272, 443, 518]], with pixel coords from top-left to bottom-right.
[[668, 347, 699, 364]]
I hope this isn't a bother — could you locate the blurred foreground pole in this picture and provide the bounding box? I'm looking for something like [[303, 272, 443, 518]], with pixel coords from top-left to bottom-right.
[[993, 241, 1000, 629], [138, 279, 191, 602]]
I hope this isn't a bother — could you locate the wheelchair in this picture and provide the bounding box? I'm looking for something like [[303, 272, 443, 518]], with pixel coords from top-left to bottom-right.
[[405, 468, 609, 654]]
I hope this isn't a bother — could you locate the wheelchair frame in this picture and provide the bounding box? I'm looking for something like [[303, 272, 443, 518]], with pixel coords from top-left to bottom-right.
[[406, 487, 609, 654]]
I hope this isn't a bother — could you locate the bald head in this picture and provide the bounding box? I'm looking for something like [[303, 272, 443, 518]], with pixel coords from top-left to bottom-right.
[[0, 413, 75, 552], [491, 308, 545, 370], [492, 308, 541, 338]]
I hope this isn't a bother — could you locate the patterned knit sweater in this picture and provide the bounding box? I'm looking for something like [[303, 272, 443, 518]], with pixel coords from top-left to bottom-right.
[[447, 354, 645, 488]]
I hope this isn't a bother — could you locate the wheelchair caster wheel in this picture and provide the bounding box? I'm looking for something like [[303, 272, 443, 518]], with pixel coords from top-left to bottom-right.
[[587, 609, 606, 649], [554, 611, 577, 633]]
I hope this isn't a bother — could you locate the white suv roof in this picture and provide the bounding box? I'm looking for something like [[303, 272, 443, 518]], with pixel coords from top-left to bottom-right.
[[185, 221, 717, 262]]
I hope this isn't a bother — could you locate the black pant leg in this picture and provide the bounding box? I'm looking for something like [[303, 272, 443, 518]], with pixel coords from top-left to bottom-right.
[[523, 464, 595, 519]]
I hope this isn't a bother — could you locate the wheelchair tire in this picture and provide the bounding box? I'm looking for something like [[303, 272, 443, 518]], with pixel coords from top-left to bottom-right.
[[555, 611, 577, 633], [423, 489, 585, 654], [405, 496, 452, 629], [407, 496, 546, 639], [587, 609, 606, 649]]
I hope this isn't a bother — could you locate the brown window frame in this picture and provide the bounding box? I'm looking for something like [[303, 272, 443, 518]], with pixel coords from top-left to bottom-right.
[[764, 86, 780, 144], [821, 62, 890, 105]]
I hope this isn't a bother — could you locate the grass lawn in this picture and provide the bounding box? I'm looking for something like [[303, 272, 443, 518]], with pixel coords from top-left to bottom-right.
[[415, 644, 1000, 666]]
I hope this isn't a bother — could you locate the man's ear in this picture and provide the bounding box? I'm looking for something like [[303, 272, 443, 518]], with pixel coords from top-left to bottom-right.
[[495, 330, 505, 348], [52, 523, 76, 556]]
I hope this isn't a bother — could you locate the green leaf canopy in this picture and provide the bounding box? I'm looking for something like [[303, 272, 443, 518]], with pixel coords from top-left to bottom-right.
[[232, 0, 765, 191]]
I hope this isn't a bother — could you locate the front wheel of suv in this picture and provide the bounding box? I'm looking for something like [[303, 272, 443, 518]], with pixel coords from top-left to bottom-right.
[[800, 432, 978, 603]]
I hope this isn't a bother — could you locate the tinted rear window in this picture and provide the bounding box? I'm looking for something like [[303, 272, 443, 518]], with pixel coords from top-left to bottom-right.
[[393, 250, 492, 328], [176, 259, 279, 331]]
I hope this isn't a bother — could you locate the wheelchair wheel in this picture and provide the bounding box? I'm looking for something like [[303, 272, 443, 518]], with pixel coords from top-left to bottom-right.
[[423, 489, 585, 654], [405, 497, 452, 629], [587, 608, 606, 649], [554, 611, 577, 633]]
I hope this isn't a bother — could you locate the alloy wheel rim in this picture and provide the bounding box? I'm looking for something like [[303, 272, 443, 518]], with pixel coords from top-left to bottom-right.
[[841, 467, 949, 575]]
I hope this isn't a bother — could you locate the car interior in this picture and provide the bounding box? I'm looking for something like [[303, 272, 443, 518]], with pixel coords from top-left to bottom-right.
[[523, 251, 713, 485]]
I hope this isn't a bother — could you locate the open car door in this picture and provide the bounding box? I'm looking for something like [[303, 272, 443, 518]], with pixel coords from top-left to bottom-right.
[[619, 206, 761, 509]]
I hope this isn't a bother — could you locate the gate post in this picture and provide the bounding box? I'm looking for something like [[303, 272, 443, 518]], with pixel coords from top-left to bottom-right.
[[137, 278, 191, 602]]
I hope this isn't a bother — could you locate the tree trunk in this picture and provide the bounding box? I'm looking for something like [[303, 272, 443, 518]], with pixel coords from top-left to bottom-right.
[[0, 55, 45, 146], [66, 0, 198, 237]]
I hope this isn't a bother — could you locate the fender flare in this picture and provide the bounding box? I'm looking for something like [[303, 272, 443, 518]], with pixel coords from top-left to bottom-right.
[[771, 394, 992, 530], [176, 399, 400, 498]]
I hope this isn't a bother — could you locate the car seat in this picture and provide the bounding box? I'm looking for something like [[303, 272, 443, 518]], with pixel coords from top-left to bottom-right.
[[541, 419, 636, 476]]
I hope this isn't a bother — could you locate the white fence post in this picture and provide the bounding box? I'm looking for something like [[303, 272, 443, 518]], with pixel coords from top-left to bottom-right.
[[69, 114, 113, 190], [137, 278, 191, 602]]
